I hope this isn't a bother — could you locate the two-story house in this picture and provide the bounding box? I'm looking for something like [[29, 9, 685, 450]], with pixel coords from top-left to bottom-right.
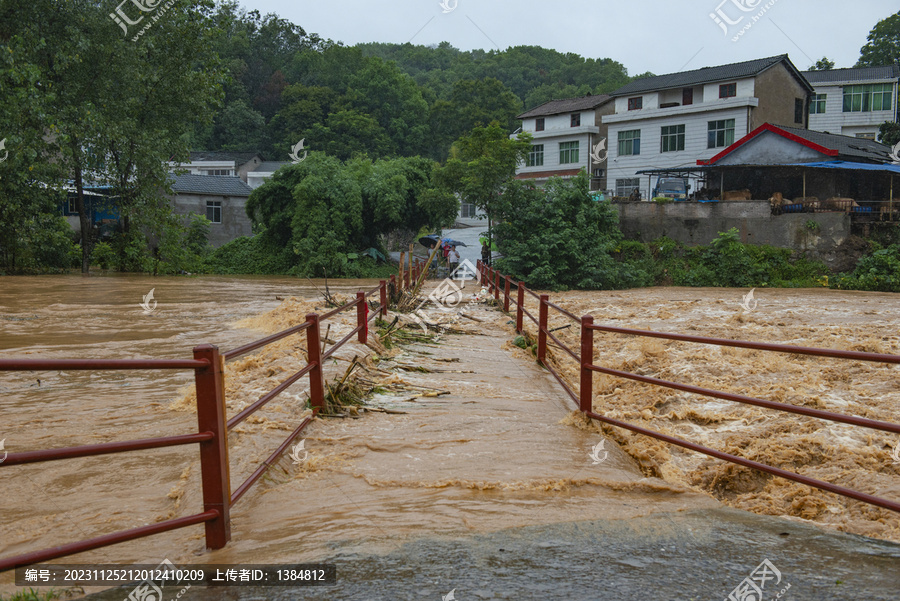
[[802, 65, 900, 140], [513, 94, 615, 193], [604, 54, 813, 200]]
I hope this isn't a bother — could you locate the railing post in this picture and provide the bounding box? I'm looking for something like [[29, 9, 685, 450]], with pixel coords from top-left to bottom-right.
[[516, 282, 525, 333], [379, 280, 388, 317], [503, 276, 511, 313], [580, 315, 594, 413], [494, 269, 500, 300], [390, 275, 397, 303], [192, 344, 231, 549], [538, 294, 549, 364], [356, 292, 368, 344], [306, 314, 326, 410], [404, 269, 410, 290], [476, 260, 482, 285]]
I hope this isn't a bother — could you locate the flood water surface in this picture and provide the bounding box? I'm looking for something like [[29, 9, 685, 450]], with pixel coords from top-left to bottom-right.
[[2, 277, 899, 599]]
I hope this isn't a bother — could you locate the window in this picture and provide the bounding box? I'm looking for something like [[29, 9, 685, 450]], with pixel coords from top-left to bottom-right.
[[843, 84, 893, 112], [795, 99, 804, 124], [526, 144, 544, 167], [719, 83, 737, 98], [660, 125, 685, 153], [571, 113, 581, 127], [809, 94, 826, 114], [616, 178, 641, 198], [460, 202, 478, 218], [206, 201, 222, 224], [707, 119, 735, 149], [535, 118, 545, 131], [67, 199, 78, 214], [683, 88, 694, 106], [559, 141, 579, 164], [627, 97, 643, 111], [205, 169, 232, 176], [617, 130, 641, 156]]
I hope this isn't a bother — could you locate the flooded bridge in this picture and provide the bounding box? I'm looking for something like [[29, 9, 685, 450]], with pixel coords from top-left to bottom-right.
[[1, 273, 899, 600]]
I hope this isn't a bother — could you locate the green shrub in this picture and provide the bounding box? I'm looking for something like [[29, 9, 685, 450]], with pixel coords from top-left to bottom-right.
[[493, 173, 652, 290], [204, 235, 295, 275], [831, 244, 900, 292], [91, 241, 115, 270]]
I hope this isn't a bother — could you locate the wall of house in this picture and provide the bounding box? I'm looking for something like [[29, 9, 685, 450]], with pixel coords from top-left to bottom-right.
[[716, 130, 826, 165], [591, 103, 616, 192], [703, 78, 755, 103], [237, 158, 262, 183], [616, 200, 850, 252], [807, 82, 898, 137], [171, 194, 252, 247], [606, 106, 751, 199], [752, 65, 808, 129]]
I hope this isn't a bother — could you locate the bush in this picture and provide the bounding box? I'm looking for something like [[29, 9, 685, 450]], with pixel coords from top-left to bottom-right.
[[493, 173, 652, 290], [831, 244, 900, 292], [628, 230, 829, 288], [204, 235, 295, 275], [91, 241, 115, 270]]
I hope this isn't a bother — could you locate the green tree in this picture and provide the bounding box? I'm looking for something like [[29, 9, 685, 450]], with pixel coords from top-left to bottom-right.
[[0, 0, 224, 273], [211, 100, 270, 152], [436, 123, 532, 248], [878, 121, 900, 146], [449, 78, 523, 134], [856, 11, 900, 67], [246, 153, 456, 276], [808, 57, 835, 70], [493, 173, 651, 290]]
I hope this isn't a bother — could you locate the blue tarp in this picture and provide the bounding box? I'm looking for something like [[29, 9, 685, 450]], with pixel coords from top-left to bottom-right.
[[784, 161, 900, 174]]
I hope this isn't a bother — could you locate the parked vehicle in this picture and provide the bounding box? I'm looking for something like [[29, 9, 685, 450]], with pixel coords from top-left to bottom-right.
[[653, 177, 690, 201]]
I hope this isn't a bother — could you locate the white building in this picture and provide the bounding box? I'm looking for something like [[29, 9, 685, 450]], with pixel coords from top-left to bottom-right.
[[802, 65, 900, 140], [246, 161, 291, 189], [513, 94, 615, 192], [603, 54, 813, 200], [168, 151, 263, 182]]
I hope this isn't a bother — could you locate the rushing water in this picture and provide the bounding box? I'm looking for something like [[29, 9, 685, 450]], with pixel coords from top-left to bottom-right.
[[2, 275, 899, 600]]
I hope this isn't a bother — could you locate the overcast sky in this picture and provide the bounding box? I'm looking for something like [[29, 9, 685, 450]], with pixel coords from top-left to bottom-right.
[[241, 0, 896, 78]]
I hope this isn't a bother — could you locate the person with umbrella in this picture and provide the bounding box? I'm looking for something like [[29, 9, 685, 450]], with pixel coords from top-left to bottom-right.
[[481, 240, 491, 267], [448, 245, 460, 276]]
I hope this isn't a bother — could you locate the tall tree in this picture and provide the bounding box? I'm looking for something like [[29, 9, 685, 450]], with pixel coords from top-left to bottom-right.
[[246, 153, 456, 276], [808, 57, 835, 71], [856, 11, 900, 67], [436, 123, 532, 248], [0, 0, 223, 273]]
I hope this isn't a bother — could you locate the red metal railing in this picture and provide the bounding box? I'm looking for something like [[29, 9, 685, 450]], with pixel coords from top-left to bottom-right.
[[477, 260, 900, 515], [0, 275, 410, 571]]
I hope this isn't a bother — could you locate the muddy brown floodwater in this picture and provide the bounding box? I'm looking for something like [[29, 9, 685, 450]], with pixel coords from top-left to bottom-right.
[[0, 275, 382, 596], [1, 276, 899, 600], [513, 286, 900, 543]]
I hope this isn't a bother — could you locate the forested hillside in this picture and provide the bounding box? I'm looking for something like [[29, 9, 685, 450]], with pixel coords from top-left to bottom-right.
[[189, 3, 639, 162]]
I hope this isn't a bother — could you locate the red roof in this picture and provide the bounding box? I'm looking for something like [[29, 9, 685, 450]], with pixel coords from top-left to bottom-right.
[[698, 123, 840, 166]]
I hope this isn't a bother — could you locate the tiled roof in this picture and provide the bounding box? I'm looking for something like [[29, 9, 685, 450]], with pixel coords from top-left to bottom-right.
[[517, 94, 612, 119], [252, 161, 292, 172], [611, 54, 811, 96], [188, 151, 262, 165], [802, 65, 900, 84], [775, 125, 893, 162], [702, 123, 893, 165], [170, 174, 254, 197]]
